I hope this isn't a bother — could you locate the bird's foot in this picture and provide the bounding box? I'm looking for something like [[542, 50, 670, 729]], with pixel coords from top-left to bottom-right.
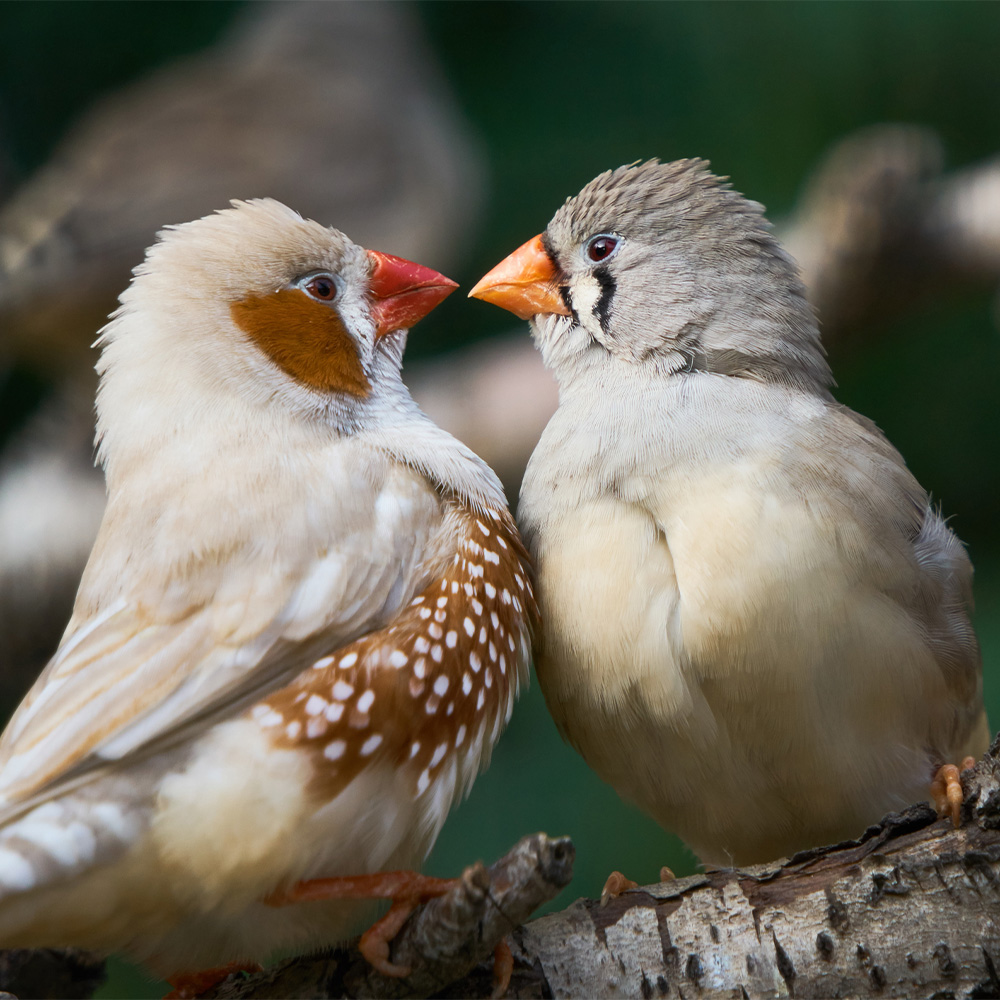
[[164, 961, 262, 998], [931, 756, 977, 827], [267, 870, 514, 992], [266, 869, 457, 976], [491, 937, 514, 998], [600, 870, 639, 906]]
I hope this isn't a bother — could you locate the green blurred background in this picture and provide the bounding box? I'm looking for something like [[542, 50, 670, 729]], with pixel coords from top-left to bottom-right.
[[1, 2, 999, 996]]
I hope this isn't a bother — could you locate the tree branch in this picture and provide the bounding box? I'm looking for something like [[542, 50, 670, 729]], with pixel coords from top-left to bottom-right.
[[5, 744, 1000, 998]]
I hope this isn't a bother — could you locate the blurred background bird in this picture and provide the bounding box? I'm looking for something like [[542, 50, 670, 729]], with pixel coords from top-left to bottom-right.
[[1, 3, 999, 995]]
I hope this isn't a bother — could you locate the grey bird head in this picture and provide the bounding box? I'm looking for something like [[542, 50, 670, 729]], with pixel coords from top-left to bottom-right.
[[472, 158, 833, 393]]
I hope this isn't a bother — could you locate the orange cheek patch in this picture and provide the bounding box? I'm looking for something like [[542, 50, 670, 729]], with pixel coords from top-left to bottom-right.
[[231, 290, 370, 397]]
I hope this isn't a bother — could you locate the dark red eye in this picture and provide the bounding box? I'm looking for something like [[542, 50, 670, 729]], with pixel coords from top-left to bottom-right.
[[301, 274, 337, 301], [585, 234, 620, 263]]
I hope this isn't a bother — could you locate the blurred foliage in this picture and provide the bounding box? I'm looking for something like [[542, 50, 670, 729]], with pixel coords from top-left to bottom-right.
[[0, 2, 998, 997]]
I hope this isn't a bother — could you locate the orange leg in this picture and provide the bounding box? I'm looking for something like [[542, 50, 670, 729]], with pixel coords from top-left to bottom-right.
[[492, 937, 513, 998], [931, 756, 977, 828], [164, 962, 262, 999], [266, 870, 458, 977]]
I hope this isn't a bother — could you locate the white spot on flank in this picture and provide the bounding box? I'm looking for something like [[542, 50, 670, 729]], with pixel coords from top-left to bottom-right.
[[463, 617, 475, 637], [446, 701, 454, 715], [499, 653, 506, 675], [255, 708, 283, 728], [0, 849, 36, 891], [325, 702, 345, 722], [479, 627, 487, 644], [411, 596, 425, 605], [491, 611, 500, 628], [313, 655, 335, 670], [484, 583, 496, 599], [445, 630, 458, 648], [501, 589, 512, 604], [434, 609, 447, 623], [307, 717, 328, 738], [464, 582, 474, 596], [417, 769, 431, 795], [469, 651, 482, 673], [332, 681, 354, 701], [484, 549, 500, 565], [470, 564, 484, 578], [476, 520, 490, 536], [324, 740, 346, 761], [419, 607, 432, 620], [389, 650, 408, 668], [409, 741, 421, 759], [415, 636, 430, 654], [471, 598, 484, 616], [451, 581, 459, 594], [515, 574, 524, 590], [425, 696, 439, 715], [508, 635, 516, 651], [356, 690, 375, 714], [441, 580, 448, 590], [477, 689, 486, 711], [434, 675, 449, 696], [339, 652, 358, 669], [462, 673, 472, 695], [437, 597, 448, 609], [430, 743, 448, 767], [429, 623, 443, 640], [414, 658, 427, 679], [456, 724, 467, 747], [92, 802, 132, 841], [286, 721, 301, 739], [360, 734, 383, 756], [485, 669, 494, 688], [513, 596, 522, 612], [497, 536, 508, 550], [305, 695, 327, 716], [431, 644, 443, 663]]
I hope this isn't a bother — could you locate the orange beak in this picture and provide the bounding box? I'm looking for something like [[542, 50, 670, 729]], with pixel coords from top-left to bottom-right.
[[468, 234, 571, 320], [366, 250, 458, 339]]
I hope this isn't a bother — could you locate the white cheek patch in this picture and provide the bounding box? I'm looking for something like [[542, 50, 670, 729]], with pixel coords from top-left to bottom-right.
[[568, 276, 607, 342]]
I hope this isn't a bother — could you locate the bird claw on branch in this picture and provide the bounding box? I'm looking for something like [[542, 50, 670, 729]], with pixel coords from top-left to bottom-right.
[[203, 832, 575, 999]]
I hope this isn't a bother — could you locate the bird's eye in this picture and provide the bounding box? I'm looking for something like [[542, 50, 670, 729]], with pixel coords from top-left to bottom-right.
[[584, 234, 621, 263], [299, 273, 338, 302]]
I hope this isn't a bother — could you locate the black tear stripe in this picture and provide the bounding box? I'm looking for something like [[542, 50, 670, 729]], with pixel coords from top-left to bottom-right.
[[559, 284, 580, 325], [539, 232, 579, 326], [593, 265, 616, 337]]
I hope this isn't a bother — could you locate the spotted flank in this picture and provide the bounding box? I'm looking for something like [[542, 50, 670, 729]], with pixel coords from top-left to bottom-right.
[[251, 501, 537, 803]]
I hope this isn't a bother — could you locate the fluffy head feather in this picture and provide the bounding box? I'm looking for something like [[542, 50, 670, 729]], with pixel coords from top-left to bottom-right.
[[94, 199, 401, 483], [538, 159, 832, 392]]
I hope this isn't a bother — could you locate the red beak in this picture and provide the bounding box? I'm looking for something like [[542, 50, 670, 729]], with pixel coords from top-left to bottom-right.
[[366, 250, 458, 339]]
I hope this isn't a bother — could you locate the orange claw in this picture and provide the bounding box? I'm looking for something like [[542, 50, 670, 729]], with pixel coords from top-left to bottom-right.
[[931, 756, 976, 827], [266, 869, 457, 978], [492, 937, 514, 998], [600, 870, 639, 906]]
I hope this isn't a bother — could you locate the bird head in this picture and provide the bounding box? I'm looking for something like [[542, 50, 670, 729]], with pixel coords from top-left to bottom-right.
[[94, 199, 457, 468], [471, 159, 830, 392]]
